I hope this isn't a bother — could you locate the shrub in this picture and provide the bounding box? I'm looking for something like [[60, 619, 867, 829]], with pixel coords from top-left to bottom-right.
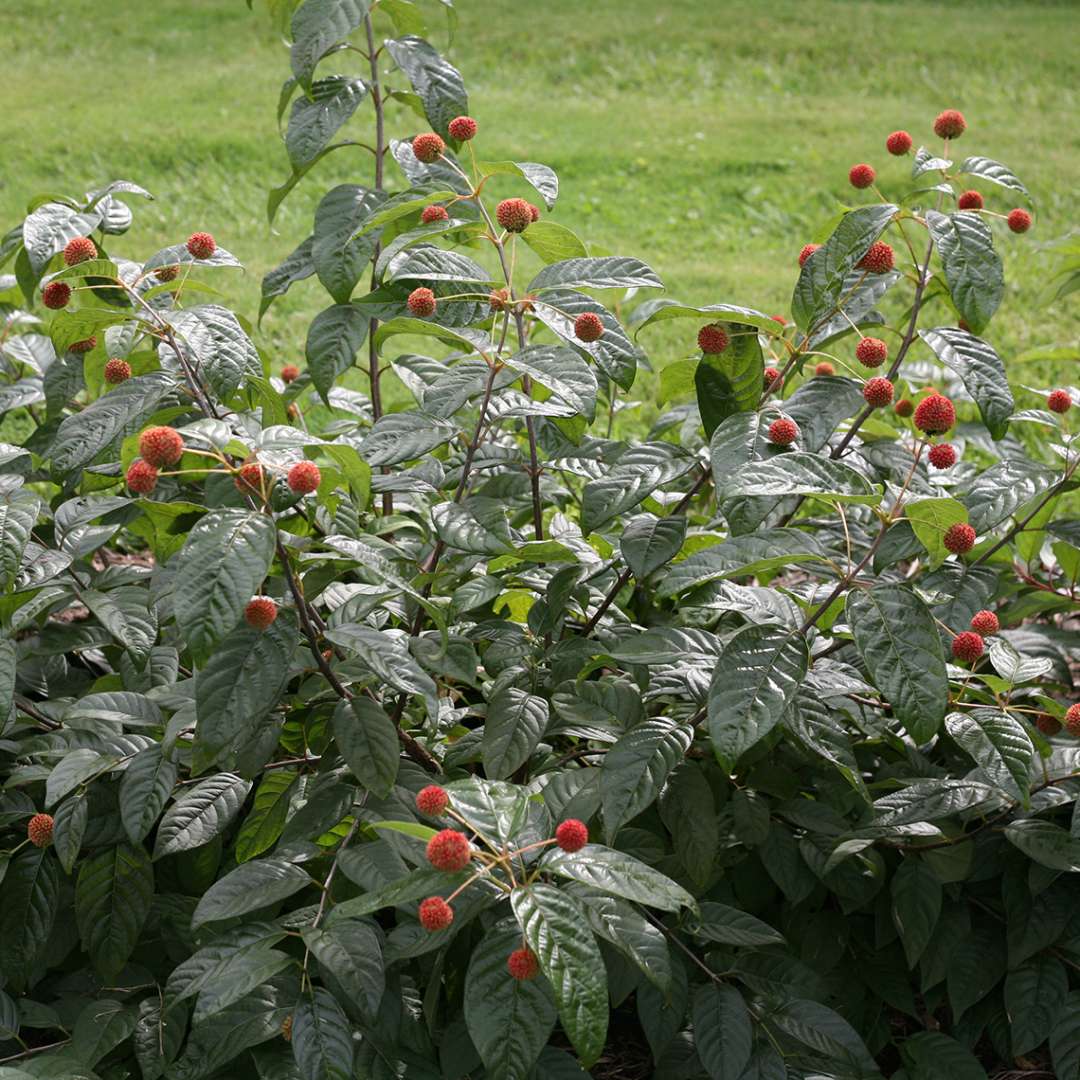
[[0, 3, 1077, 1079]]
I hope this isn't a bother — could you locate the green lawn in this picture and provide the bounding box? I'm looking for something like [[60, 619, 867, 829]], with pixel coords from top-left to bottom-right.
[[2, 0, 1077, 417]]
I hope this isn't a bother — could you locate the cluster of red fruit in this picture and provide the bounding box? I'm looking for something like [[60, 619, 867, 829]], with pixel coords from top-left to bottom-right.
[[951, 608, 1001, 663]]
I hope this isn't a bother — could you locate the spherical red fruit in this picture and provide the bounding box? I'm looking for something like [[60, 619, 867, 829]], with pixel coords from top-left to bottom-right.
[[894, 398, 914, 418], [138, 426, 184, 467], [697, 324, 729, 354], [1047, 389, 1072, 414], [863, 377, 894, 408], [426, 829, 472, 872], [507, 948, 539, 980], [555, 819, 588, 853], [914, 393, 956, 434], [496, 198, 532, 234], [126, 459, 159, 494], [27, 813, 54, 848], [944, 522, 976, 555], [244, 597, 277, 631], [448, 116, 477, 141], [814, 362, 835, 376], [934, 109, 966, 140], [155, 264, 180, 282], [527, 203, 540, 222], [287, 460, 321, 495], [63, 236, 97, 266], [855, 337, 888, 368], [957, 190, 984, 211], [1007, 208, 1032, 234], [951, 631, 984, 663], [857, 242, 895, 274], [886, 130, 913, 156], [69, 336, 97, 354], [1066, 704, 1080, 737], [764, 366, 782, 388], [771, 314, 787, 325], [416, 785, 450, 816], [1037, 713, 1062, 737], [418, 896, 453, 932], [849, 163, 876, 189], [768, 417, 799, 446], [574, 312, 604, 343], [186, 232, 216, 260], [421, 204, 450, 224], [104, 358, 132, 385], [970, 609, 999, 636], [235, 461, 265, 496], [798, 243, 820, 267], [407, 287, 437, 318], [927, 443, 957, 470], [42, 281, 71, 309], [281, 364, 300, 383], [412, 132, 446, 164]]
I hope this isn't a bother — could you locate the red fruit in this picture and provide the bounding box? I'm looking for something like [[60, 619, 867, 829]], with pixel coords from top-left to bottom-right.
[[281, 364, 300, 383], [104, 358, 132, 385], [1007, 208, 1032, 234], [768, 417, 799, 446], [421, 204, 450, 224], [235, 461, 265, 496], [555, 819, 588, 853], [934, 109, 966, 140], [763, 366, 782, 388], [138, 426, 184, 467], [69, 336, 97, 354], [418, 896, 453, 931], [927, 443, 957, 470], [63, 236, 97, 266], [1066, 704, 1080, 737], [27, 813, 54, 848], [951, 631, 984, 663], [527, 203, 540, 222], [42, 281, 71, 309], [489, 288, 509, 312], [771, 315, 787, 325], [496, 198, 532, 234], [507, 948, 539, 980], [855, 337, 888, 368], [970, 610, 999, 636], [849, 163, 876, 189], [857, 241, 895, 274], [1047, 389, 1072, 414], [697, 324, 729, 354], [126, 459, 158, 494], [914, 393, 956, 434], [244, 597, 277, 631], [886, 130, 913, 156], [416, 785, 450, 816], [814, 362, 835, 376], [944, 522, 976, 555], [412, 132, 446, 163], [426, 829, 472, 872], [957, 190, 984, 211], [287, 461, 321, 495], [155, 264, 180, 282], [863, 377, 894, 408], [407, 287, 437, 317], [186, 232, 216, 260], [1037, 713, 1062, 737], [894, 399, 914, 418], [574, 312, 604, 343], [798, 243, 820, 267], [448, 116, 477, 141]]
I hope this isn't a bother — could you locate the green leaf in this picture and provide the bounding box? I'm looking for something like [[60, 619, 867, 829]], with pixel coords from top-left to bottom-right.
[[291, 985, 355, 1080], [305, 302, 369, 402], [22, 201, 99, 274], [847, 584, 947, 743], [191, 948, 294, 1023], [120, 744, 178, 844], [52, 793, 88, 875], [1005, 819, 1080, 872], [768, 999, 878, 1075], [690, 901, 785, 948], [358, 410, 457, 465], [1052, 992, 1080, 1080], [483, 687, 548, 780], [695, 323, 763, 437], [957, 156, 1030, 200], [781, 375, 866, 453], [193, 857, 312, 926], [507, 345, 598, 421], [75, 844, 154, 980], [872, 780, 994, 827], [528, 256, 662, 293], [963, 458, 1058, 534], [925, 209, 1003, 334], [46, 747, 114, 807], [0, 848, 60, 991], [71, 999, 137, 1067], [286, 77, 367, 169], [903, 1031, 986, 1080], [620, 514, 686, 580], [260, 235, 316, 320], [384, 35, 467, 134], [581, 465, 665, 535], [541, 845, 695, 913], [521, 220, 586, 263], [323, 624, 438, 716], [692, 983, 752, 1080], [0, 489, 40, 590], [601, 719, 692, 840], [721, 451, 880, 505], [945, 709, 1033, 803], [707, 625, 808, 771], [81, 587, 158, 666], [571, 887, 673, 992], [236, 772, 300, 862], [1006, 956, 1068, 1057], [659, 764, 718, 889], [464, 923, 556, 1080], [331, 697, 400, 797], [312, 184, 384, 304], [289, 0, 370, 89], [301, 922, 384, 1020], [890, 857, 941, 968], [388, 243, 492, 285], [168, 305, 262, 399], [474, 160, 559, 209], [635, 302, 785, 339], [919, 327, 1013, 438], [154, 772, 252, 859], [511, 884, 608, 1068], [173, 510, 277, 661], [905, 497, 970, 567], [134, 996, 186, 1080], [444, 776, 530, 845]]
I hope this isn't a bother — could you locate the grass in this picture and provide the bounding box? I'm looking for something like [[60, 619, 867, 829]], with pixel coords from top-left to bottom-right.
[[2, 0, 1077, 427]]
